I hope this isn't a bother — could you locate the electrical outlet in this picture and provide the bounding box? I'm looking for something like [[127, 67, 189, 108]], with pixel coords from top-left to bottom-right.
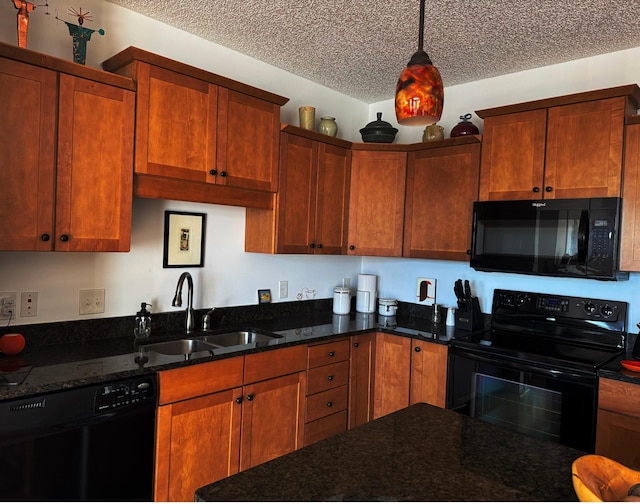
[[279, 280, 288, 299], [20, 291, 38, 317], [416, 278, 436, 306], [79, 289, 105, 315], [0, 292, 17, 320]]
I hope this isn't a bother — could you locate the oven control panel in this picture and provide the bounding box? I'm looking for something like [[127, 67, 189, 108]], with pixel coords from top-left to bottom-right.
[[493, 289, 627, 324]]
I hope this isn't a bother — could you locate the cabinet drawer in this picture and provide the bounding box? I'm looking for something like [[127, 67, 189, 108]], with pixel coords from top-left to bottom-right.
[[158, 356, 244, 405], [305, 385, 348, 423], [304, 410, 348, 446], [599, 377, 640, 418], [308, 338, 349, 368], [307, 361, 349, 395], [244, 345, 307, 384]]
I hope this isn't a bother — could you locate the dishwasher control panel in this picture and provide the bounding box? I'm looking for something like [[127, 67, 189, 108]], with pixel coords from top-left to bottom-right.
[[94, 377, 156, 413]]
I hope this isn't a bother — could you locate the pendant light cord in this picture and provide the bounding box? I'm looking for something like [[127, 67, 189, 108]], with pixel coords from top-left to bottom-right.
[[418, 0, 425, 53]]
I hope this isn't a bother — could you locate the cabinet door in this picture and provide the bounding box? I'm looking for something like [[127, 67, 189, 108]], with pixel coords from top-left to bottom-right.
[[349, 333, 375, 429], [55, 74, 134, 251], [240, 371, 306, 471], [409, 340, 448, 408], [135, 63, 218, 183], [404, 143, 480, 260], [314, 143, 351, 254], [0, 57, 56, 251], [596, 408, 640, 469], [545, 97, 625, 199], [479, 109, 547, 200], [372, 333, 411, 419], [276, 132, 317, 253], [620, 121, 640, 271], [217, 87, 280, 192], [154, 387, 242, 502], [348, 150, 406, 256]]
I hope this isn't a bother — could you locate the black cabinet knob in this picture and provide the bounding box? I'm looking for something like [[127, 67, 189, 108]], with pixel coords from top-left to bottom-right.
[[235, 397, 243, 404], [545, 186, 553, 192], [349, 245, 355, 250], [41, 233, 50, 242], [317, 243, 323, 249], [220, 171, 227, 177], [326, 401, 333, 408], [60, 234, 69, 242], [209, 169, 217, 176], [246, 394, 254, 401], [327, 375, 334, 381], [353, 342, 359, 348], [532, 186, 540, 193], [414, 346, 421, 352], [328, 351, 335, 357], [466, 249, 471, 255], [310, 243, 316, 249]]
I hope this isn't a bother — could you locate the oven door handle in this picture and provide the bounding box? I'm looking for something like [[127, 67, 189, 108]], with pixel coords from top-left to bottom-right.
[[450, 347, 596, 385]]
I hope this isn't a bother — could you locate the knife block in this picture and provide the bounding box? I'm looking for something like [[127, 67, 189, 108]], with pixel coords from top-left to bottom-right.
[[454, 297, 483, 331]]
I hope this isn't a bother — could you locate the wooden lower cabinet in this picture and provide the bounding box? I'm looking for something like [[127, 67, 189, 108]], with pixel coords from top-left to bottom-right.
[[372, 333, 412, 419], [348, 332, 375, 429], [596, 377, 640, 468], [410, 339, 448, 408]]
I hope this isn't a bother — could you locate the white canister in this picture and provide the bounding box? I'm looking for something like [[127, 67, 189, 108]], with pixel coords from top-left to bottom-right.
[[333, 286, 351, 315], [378, 298, 398, 317]]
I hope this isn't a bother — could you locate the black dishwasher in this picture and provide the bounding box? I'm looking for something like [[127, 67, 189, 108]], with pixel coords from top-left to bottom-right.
[[0, 375, 157, 501]]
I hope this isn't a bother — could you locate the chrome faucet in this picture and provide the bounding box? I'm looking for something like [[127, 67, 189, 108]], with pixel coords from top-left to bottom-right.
[[201, 307, 216, 331], [172, 272, 195, 334]]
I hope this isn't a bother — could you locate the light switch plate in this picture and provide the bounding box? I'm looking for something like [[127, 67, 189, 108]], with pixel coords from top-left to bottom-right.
[[79, 289, 105, 315], [416, 278, 436, 306]]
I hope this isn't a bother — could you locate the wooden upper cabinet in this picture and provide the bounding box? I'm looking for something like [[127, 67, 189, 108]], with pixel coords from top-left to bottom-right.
[[102, 47, 288, 209], [404, 137, 480, 260], [56, 74, 135, 252], [246, 126, 351, 254], [348, 147, 407, 257], [0, 43, 135, 252], [620, 117, 640, 271], [477, 85, 640, 201]]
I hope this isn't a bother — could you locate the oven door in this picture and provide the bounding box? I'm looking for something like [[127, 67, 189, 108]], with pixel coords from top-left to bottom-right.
[[447, 346, 598, 452]]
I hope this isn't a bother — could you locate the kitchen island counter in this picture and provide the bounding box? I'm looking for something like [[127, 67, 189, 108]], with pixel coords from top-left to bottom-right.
[[195, 402, 582, 502]]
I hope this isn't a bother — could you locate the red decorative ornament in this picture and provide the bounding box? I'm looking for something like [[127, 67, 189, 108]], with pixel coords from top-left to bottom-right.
[[395, 0, 444, 126]]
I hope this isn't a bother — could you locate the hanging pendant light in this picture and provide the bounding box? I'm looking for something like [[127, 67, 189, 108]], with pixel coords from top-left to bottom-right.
[[395, 0, 444, 126]]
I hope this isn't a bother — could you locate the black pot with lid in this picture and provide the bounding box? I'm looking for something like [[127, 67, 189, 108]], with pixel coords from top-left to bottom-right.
[[360, 112, 398, 143]]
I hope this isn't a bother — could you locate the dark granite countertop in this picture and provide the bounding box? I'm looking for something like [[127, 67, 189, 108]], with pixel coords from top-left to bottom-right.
[[0, 300, 467, 401], [195, 402, 583, 502]]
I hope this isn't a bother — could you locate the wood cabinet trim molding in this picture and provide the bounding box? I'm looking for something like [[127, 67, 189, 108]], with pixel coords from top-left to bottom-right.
[[102, 46, 289, 106]]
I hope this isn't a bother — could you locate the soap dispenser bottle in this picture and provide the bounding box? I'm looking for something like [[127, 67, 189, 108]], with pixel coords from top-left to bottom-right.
[[134, 302, 152, 339]]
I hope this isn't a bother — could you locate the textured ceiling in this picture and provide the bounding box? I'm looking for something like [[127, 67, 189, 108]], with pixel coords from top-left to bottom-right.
[[103, 0, 640, 104]]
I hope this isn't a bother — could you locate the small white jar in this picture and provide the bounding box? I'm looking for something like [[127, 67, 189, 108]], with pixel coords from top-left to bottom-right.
[[333, 286, 351, 315], [378, 298, 398, 317]]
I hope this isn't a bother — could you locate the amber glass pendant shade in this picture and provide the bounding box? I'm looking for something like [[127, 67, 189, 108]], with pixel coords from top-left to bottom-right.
[[395, 0, 444, 126]]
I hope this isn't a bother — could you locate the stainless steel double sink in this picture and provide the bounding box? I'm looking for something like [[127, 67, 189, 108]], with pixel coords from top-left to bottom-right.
[[139, 330, 281, 357]]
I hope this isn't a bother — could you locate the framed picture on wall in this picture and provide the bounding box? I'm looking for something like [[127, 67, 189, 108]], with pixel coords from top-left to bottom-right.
[[163, 211, 206, 268]]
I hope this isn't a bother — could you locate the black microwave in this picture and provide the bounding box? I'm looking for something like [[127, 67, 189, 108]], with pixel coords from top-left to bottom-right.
[[470, 197, 628, 280]]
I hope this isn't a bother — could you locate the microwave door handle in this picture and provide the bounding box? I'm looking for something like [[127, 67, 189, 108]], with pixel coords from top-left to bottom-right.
[[577, 210, 589, 263]]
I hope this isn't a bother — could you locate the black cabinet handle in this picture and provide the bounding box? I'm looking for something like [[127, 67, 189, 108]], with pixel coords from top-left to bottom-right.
[[41, 233, 50, 242], [235, 397, 243, 404], [60, 234, 69, 242], [353, 342, 359, 348], [349, 245, 355, 250], [220, 171, 227, 177], [317, 243, 323, 249], [532, 186, 540, 193], [209, 169, 217, 176], [328, 351, 335, 357], [246, 394, 254, 401], [327, 375, 334, 381], [414, 346, 421, 352], [466, 249, 471, 255], [326, 401, 333, 408], [310, 243, 316, 249], [545, 186, 553, 192]]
